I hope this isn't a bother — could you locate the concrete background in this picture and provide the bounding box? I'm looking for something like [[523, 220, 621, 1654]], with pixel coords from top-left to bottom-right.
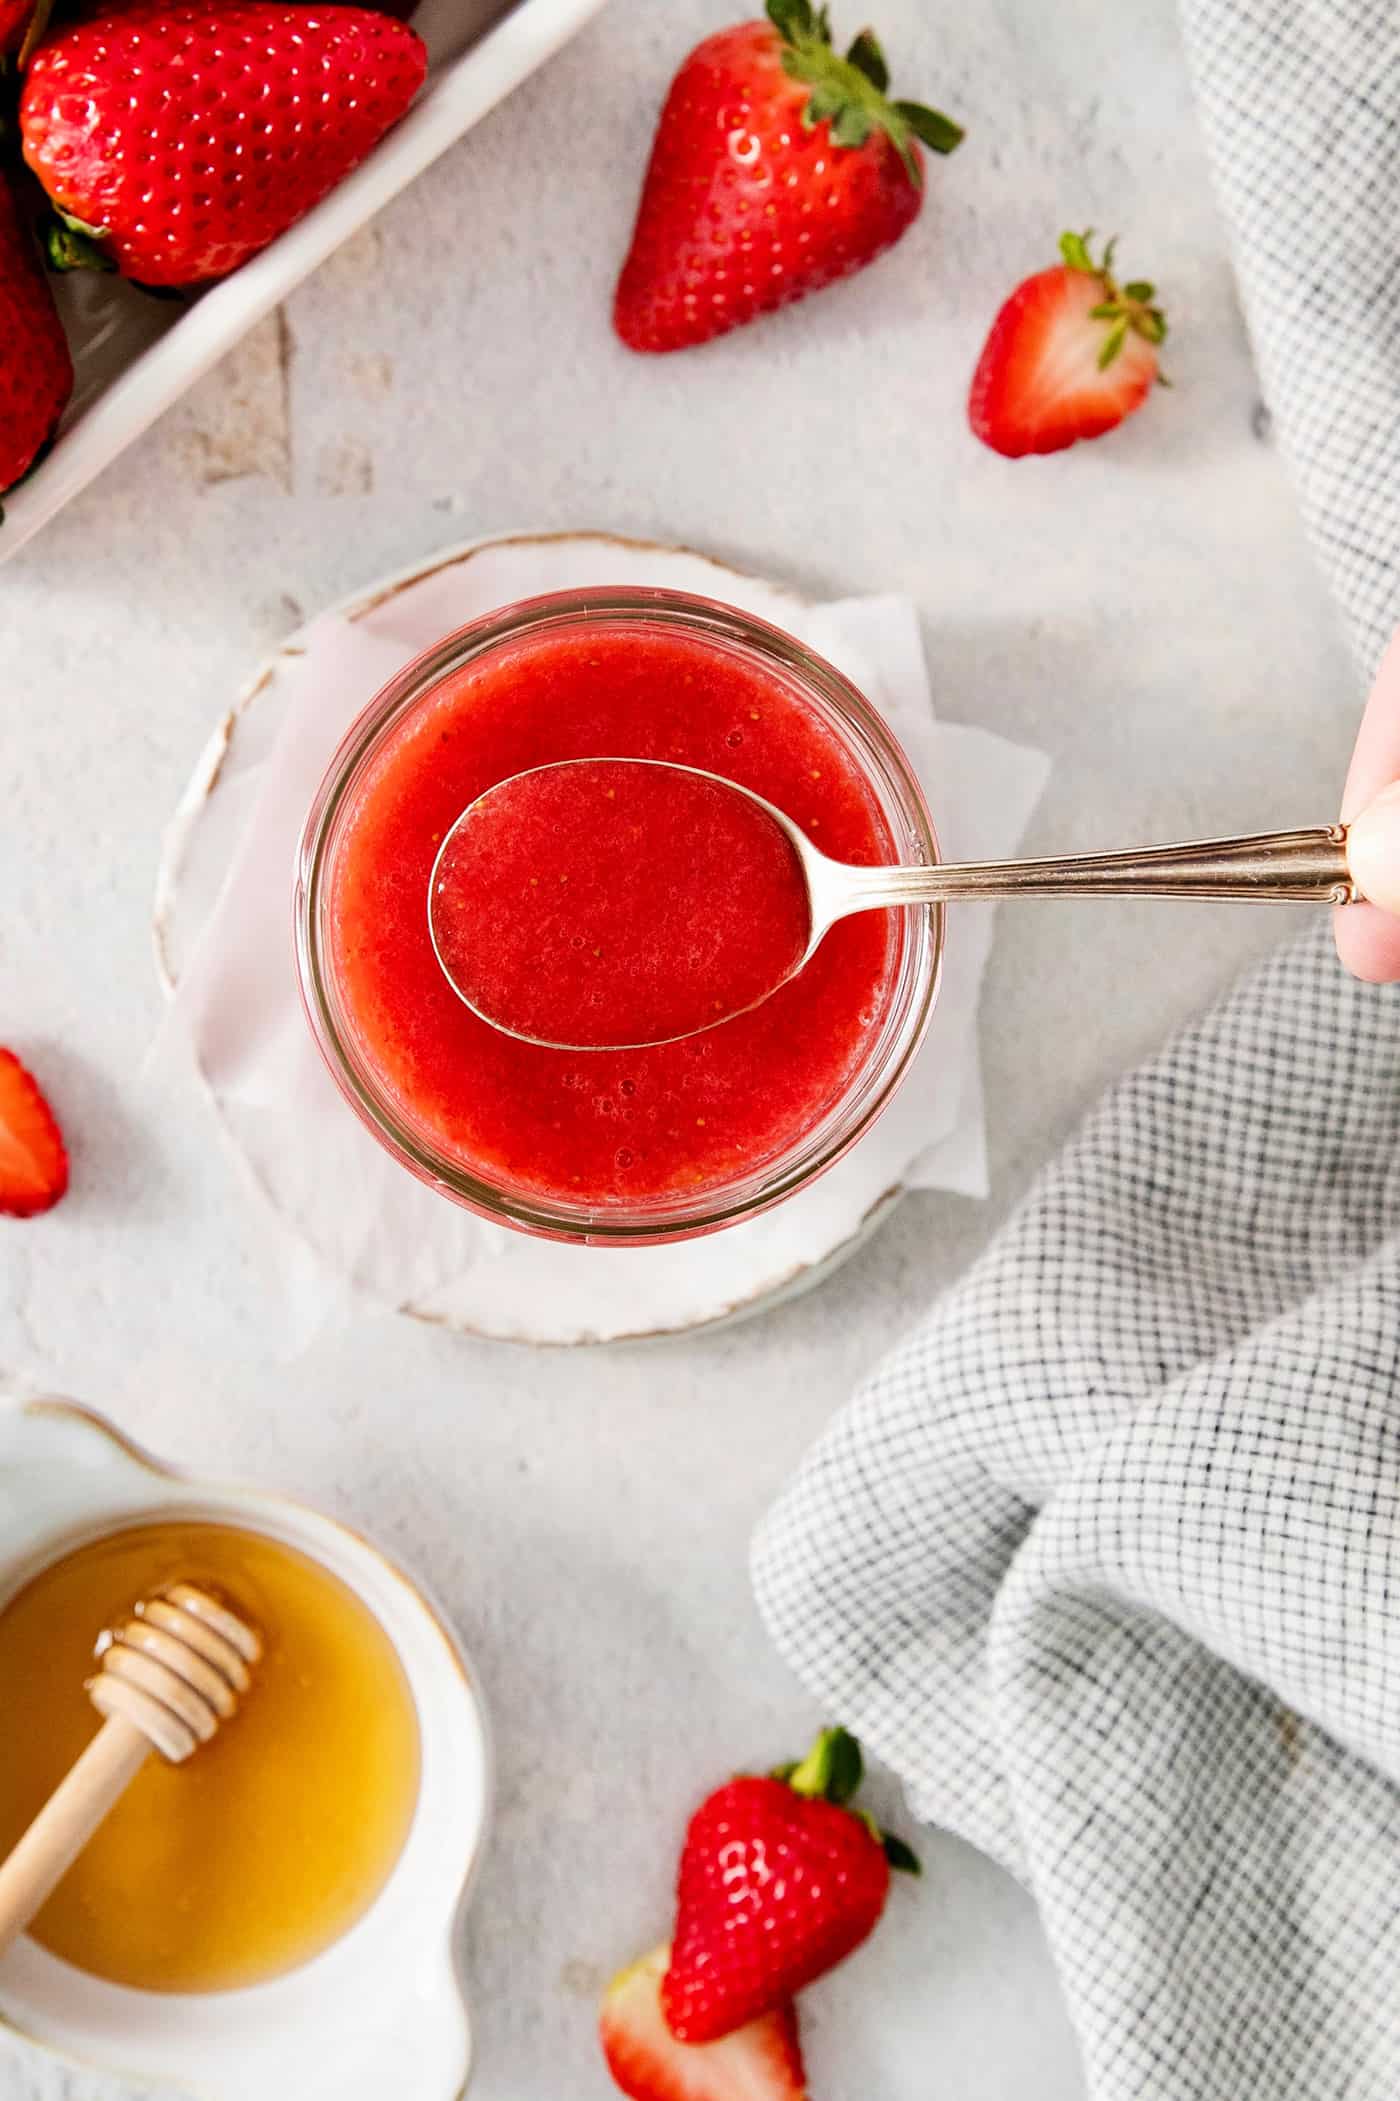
[[0, 0, 1359, 2094]]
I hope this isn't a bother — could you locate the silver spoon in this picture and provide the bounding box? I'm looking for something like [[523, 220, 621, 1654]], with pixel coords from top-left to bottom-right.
[[429, 758, 1361, 1052]]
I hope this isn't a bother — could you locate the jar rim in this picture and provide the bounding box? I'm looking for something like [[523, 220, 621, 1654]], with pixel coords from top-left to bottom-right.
[[294, 586, 944, 1246]]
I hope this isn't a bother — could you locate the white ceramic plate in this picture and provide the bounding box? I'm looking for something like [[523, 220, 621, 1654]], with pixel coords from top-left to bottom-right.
[[153, 530, 915, 1345], [0, 0, 609, 564], [0, 1395, 492, 2101]]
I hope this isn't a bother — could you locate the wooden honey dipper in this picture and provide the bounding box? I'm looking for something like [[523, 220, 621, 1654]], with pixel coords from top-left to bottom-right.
[[0, 1582, 261, 1958]]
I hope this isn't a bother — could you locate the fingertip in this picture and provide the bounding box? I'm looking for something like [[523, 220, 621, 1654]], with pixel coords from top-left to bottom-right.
[[1334, 900, 1400, 983]]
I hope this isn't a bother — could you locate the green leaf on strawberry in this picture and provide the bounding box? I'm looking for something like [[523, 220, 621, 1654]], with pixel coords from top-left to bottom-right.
[[846, 28, 889, 91], [770, 0, 962, 183], [881, 1831, 922, 1875], [893, 100, 966, 154], [44, 217, 110, 272], [766, 0, 829, 41]]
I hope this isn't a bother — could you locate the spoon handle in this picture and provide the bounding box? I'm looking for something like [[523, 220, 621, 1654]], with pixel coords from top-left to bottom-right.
[[842, 826, 1358, 908]]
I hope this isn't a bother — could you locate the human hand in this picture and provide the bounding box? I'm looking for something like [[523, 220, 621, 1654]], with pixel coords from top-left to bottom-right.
[[1336, 630, 1400, 982]]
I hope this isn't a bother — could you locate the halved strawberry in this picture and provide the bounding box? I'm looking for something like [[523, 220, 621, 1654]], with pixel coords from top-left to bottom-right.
[[968, 229, 1167, 458], [600, 1946, 808, 2101], [0, 1050, 69, 1217]]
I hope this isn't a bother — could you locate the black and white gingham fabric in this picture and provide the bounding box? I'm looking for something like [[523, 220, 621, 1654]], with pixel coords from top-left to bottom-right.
[[1179, 0, 1400, 677], [755, 8, 1400, 2094], [754, 927, 1400, 2098]]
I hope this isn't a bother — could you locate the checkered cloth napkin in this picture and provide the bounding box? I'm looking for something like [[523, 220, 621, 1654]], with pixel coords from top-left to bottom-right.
[[754, 7, 1400, 2096]]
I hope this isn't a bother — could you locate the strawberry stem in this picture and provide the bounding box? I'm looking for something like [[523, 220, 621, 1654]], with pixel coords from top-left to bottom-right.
[[765, 0, 963, 185], [774, 1726, 923, 1872], [783, 1725, 864, 1805], [1057, 227, 1168, 369]]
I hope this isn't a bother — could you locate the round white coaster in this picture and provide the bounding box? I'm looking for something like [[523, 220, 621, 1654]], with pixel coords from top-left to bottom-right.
[[154, 531, 934, 1345]]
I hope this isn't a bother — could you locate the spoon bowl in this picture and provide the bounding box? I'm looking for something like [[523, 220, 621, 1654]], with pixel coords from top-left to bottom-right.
[[428, 758, 821, 1051], [429, 758, 1362, 1053]]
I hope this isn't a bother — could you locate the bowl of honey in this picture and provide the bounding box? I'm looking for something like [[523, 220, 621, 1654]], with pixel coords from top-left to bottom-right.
[[0, 1394, 490, 2100]]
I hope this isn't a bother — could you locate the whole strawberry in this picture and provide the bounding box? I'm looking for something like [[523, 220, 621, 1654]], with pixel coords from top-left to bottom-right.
[[614, 0, 963, 354], [661, 1726, 917, 2044], [0, 180, 74, 495], [20, 1, 427, 287], [969, 229, 1168, 457]]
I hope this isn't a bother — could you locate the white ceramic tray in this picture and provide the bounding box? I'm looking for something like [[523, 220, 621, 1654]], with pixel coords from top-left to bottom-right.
[[0, 0, 608, 565]]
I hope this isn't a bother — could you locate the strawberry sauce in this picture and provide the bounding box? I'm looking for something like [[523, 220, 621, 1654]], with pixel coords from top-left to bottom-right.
[[327, 623, 898, 1208], [430, 760, 812, 1050]]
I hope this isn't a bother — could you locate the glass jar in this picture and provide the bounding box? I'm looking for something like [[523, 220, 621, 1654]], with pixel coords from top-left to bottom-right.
[[294, 587, 943, 1246]]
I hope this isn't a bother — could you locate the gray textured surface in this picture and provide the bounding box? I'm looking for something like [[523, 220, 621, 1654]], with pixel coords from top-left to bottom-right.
[[0, 0, 1359, 2095]]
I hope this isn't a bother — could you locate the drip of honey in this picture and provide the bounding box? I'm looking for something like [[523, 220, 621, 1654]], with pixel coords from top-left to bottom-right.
[[0, 1519, 421, 1993]]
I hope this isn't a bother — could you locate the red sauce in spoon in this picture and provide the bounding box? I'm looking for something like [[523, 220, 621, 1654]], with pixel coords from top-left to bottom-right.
[[431, 760, 811, 1048]]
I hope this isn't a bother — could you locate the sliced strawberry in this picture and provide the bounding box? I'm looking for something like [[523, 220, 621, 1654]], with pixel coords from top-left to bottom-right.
[[969, 229, 1167, 458], [0, 1050, 69, 1217], [600, 1946, 808, 2101]]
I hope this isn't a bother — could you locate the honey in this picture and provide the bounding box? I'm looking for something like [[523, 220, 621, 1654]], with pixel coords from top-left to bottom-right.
[[0, 1519, 421, 1993]]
